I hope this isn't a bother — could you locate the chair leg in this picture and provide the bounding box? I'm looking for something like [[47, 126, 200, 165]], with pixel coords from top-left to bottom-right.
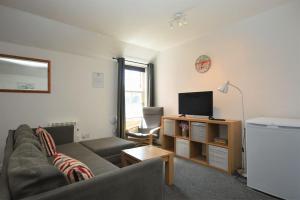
[[148, 134, 153, 145]]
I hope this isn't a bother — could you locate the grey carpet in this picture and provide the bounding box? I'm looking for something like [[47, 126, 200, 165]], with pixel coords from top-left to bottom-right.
[[164, 158, 278, 200]]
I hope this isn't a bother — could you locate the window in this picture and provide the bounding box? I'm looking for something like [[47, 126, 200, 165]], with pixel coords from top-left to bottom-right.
[[125, 66, 146, 129]]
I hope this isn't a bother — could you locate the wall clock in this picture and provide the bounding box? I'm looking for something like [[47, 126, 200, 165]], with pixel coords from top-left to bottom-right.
[[195, 55, 211, 73]]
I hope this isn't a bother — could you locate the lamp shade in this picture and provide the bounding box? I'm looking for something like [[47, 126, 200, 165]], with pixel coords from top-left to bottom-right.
[[218, 81, 230, 93]]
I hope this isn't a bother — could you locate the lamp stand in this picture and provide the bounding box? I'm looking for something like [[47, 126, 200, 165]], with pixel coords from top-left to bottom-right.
[[228, 83, 247, 178]]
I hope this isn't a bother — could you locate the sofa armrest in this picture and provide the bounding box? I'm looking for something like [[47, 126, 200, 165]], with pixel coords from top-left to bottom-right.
[[1, 131, 14, 200], [0, 175, 10, 200], [23, 158, 164, 200]]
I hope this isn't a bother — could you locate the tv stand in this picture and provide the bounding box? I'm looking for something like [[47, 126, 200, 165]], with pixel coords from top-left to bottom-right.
[[161, 115, 242, 175], [179, 115, 209, 119], [209, 116, 226, 121]]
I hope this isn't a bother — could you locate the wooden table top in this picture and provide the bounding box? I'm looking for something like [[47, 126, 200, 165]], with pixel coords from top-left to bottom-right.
[[122, 145, 174, 161]]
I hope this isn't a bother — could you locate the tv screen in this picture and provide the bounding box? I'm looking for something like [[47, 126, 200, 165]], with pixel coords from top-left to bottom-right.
[[179, 91, 213, 116]]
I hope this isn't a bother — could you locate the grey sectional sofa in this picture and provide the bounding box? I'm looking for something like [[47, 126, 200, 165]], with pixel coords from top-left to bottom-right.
[[0, 125, 164, 200]]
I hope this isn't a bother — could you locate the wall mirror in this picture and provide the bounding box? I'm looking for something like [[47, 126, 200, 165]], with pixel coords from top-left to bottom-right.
[[0, 54, 51, 93]]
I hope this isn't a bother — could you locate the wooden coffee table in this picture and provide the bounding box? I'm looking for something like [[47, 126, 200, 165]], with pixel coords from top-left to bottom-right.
[[121, 145, 174, 185]]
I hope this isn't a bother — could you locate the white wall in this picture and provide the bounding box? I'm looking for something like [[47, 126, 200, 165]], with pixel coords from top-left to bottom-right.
[[0, 41, 118, 162], [156, 1, 300, 121], [0, 5, 157, 166]]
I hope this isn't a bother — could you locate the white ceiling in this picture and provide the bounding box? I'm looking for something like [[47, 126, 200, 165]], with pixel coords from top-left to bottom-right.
[[0, 0, 290, 51]]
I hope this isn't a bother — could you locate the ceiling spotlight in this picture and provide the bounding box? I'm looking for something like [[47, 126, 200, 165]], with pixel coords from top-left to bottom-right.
[[169, 12, 187, 29]]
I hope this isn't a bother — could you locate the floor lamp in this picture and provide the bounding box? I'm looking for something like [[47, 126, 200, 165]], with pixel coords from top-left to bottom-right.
[[218, 81, 247, 177]]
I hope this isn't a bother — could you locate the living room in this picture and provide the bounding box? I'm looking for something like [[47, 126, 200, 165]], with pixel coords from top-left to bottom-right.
[[0, 0, 299, 200]]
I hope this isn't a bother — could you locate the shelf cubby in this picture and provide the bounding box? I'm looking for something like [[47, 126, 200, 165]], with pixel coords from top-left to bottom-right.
[[162, 135, 175, 152], [207, 124, 228, 147], [175, 120, 189, 139], [190, 141, 207, 164]]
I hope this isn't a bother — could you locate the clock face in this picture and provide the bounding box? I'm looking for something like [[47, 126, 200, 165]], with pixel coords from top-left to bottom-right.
[[195, 55, 211, 73]]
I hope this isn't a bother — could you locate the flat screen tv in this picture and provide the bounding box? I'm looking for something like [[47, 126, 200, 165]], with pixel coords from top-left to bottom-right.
[[179, 91, 213, 117]]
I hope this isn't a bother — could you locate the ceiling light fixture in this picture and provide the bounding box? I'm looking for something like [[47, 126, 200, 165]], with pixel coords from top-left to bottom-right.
[[169, 12, 187, 29]]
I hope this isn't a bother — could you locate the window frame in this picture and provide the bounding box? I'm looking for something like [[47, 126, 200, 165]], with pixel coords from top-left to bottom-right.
[[124, 65, 147, 128]]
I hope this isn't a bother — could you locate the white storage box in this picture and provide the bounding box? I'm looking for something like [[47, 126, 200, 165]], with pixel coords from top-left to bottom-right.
[[163, 119, 175, 136], [176, 138, 190, 158], [208, 145, 228, 171], [191, 122, 206, 142]]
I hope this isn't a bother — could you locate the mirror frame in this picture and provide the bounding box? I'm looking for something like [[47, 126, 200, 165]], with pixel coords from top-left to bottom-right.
[[0, 54, 51, 93]]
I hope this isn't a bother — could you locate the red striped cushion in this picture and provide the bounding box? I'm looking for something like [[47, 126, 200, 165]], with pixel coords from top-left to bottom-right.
[[35, 127, 57, 156], [53, 153, 94, 183]]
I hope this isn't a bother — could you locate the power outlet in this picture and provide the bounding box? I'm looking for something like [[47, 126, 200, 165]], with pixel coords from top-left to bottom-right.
[[74, 132, 81, 142], [81, 133, 90, 140]]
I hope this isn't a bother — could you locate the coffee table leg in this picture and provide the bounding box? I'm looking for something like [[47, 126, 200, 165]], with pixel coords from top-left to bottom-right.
[[165, 154, 174, 185]]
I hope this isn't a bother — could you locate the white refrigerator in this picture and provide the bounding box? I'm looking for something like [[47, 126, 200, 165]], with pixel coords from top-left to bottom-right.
[[246, 117, 300, 200]]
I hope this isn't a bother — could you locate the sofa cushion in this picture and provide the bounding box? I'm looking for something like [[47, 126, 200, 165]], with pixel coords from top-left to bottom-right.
[[80, 137, 136, 158], [53, 153, 94, 183], [33, 125, 75, 145], [35, 127, 57, 156], [8, 143, 67, 200], [56, 143, 119, 176]]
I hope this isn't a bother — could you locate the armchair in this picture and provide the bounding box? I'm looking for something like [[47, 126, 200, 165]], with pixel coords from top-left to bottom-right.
[[125, 107, 163, 145]]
